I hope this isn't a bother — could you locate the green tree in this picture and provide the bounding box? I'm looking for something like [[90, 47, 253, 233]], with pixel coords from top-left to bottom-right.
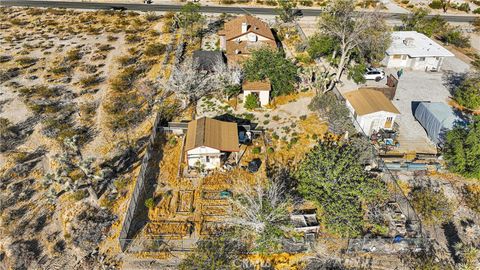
[[295, 140, 385, 237], [144, 197, 155, 209], [179, 234, 246, 270], [176, 2, 204, 39], [244, 93, 259, 110], [276, 0, 298, 23], [443, 116, 480, 179], [347, 63, 367, 84], [400, 8, 447, 37], [307, 34, 336, 60], [243, 48, 297, 97], [224, 84, 242, 100], [316, 0, 391, 91], [454, 75, 480, 110]]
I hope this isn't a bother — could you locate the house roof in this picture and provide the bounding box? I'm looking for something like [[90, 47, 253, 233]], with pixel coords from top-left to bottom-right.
[[226, 39, 276, 56], [386, 31, 454, 58], [242, 79, 271, 91], [219, 15, 275, 41], [344, 89, 400, 116], [192, 50, 225, 72], [185, 117, 239, 152]]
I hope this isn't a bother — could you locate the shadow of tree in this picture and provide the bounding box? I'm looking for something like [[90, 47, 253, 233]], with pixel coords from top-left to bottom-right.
[[442, 71, 467, 96], [442, 221, 462, 264]]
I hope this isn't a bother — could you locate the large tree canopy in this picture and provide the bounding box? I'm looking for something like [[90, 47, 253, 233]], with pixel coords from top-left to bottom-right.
[[314, 0, 391, 91], [243, 48, 298, 97], [296, 140, 385, 237], [443, 116, 480, 179], [453, 75, 480, 110]]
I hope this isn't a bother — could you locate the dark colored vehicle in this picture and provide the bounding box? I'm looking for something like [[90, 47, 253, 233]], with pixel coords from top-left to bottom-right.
[[247, 158, 262, 173], [110, 6, 127, 11]]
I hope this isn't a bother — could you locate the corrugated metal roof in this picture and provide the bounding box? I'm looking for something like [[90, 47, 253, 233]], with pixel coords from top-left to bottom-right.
[[344, 89, 400, 116], [185, 117, 239, 152]]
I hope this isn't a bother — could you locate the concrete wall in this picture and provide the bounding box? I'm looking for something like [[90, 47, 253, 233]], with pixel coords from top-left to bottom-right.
[[244, 90, 270, 106], [384, 54, 444, 71], [186, 146, 222, 170]]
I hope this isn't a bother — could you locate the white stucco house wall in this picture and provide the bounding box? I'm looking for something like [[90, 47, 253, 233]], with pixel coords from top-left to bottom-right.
[[344, 89, 400, 136], [242, 80, 271, 107], [383, 31, 454, 71], [185, 117, 239, 170]]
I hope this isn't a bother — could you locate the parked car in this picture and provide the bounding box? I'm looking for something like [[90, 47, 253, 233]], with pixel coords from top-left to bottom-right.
[[364, 68, 385, 81], [110, 6, 127, 11]]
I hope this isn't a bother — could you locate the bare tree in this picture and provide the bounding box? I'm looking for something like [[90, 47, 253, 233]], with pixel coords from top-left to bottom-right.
[[317, 0, 391, 91], [213, 61, 243, 100], [227, 176, 290, 234], [164, 58, 220, 108]]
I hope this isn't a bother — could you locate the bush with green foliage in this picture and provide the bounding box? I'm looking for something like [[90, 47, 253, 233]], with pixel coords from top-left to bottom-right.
[[428, 0, 443, 9], [453, 75, 480, 110], [443, 116, 480, 179], [400, 8, 447, 37], [411, 187, 453, 225], [296, 140, 386, 237], [243, 48, 297, 97], [307, 34, 336, 59], [145, 198, 155, 209], [244, 93, 259, 110], [439, 28, 471, 48], [347, 63, 367, 84]]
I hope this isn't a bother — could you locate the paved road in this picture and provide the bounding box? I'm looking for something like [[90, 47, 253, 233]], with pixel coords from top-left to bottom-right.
[[0, 0, 478, 22]]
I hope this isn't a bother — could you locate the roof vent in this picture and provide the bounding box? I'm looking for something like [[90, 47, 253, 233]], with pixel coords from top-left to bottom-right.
[[241, 22, 248, 33], [235, 49, 241, 54], [403, 37, 414, 46]]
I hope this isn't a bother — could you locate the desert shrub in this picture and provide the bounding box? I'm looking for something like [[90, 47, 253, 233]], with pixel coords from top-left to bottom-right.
[[428, 0, 442, 9], [9, 18, 28, 26], [107, 35, 118, 42], [15, 57, 37, 67], [79, 74, 102, 87], [474, 8, 480, 14], [98, 44, 114, 52], [411, 187, 453, 225], [0, 68, 20, 82], [440, 28, 471, 48], [110, 66, 143, 92], [252, 146, 261, 154], [48, 64, 72, 75], [144, 11, 160, 22], [463, 184, 480, 214], [455, 2, 470, 12], [145, 198, 155, 209], [65, 49, 82, 62], [125, 34, 142, 43], [144, 43, 166, 57], [70, 190, 89, 201], [104, 92, 147, 131], [0, 55, 12, 63], [244, 93, 259, 110], [18, 85, 60, 98], [300, 0, 313, 6], [117, 55, 138, 66]]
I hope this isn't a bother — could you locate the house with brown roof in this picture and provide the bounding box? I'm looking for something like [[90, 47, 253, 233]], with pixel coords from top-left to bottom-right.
[[242, 79, 271, 107], [185, 117, 239, 170], [344, 89, 400, 136], [218, 15, 277, 63]]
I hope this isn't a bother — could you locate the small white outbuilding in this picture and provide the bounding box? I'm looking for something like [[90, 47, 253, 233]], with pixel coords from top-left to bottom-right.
[[185, 117, 239, 170], [242, 79, 271, 107], [383, 31, 454, 71], [344, 89, 400, 136]]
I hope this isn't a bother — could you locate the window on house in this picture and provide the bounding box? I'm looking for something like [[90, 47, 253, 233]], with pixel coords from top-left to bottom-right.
[[419, 57, 426, 61], [401, 55, 408, 60], [205, 156, 210, 162], [393, 54, 402, 59]]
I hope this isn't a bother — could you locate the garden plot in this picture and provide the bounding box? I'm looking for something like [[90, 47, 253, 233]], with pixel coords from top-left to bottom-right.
[[176, 190, 195, 213], [145, 221, 190, 237]]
